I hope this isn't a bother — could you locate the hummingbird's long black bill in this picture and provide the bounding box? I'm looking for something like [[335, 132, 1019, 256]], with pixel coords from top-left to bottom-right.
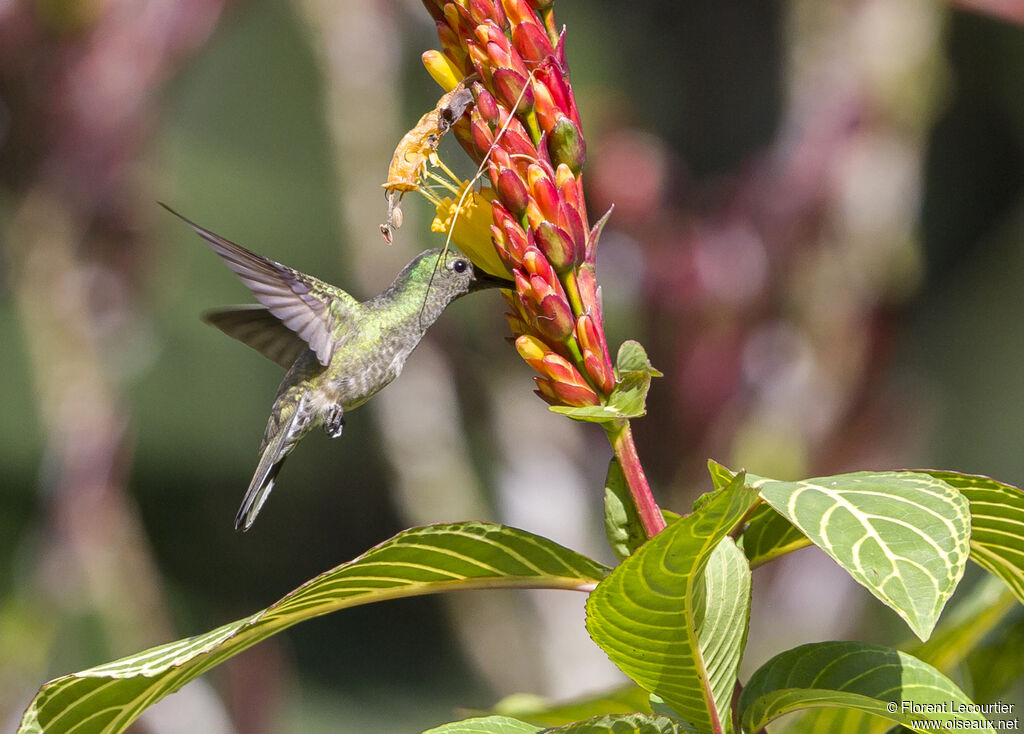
[[470, 271, 514, 292]]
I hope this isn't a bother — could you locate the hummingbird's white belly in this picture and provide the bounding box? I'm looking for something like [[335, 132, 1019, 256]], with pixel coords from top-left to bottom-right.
[[322, 339, 419, 414]]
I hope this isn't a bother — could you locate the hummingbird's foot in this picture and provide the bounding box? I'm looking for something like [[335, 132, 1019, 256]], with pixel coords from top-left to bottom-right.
[[324, 405, 345, 438]]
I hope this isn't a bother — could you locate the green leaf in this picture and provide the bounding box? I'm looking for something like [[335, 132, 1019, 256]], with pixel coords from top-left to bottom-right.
[[909, 573, 1018, 674], [604, 458, 647, 560], [698, 537, 751, 717], [548, 404, 621, 423], [608, 340, 661, 420], [608, 371, 652, 418], [751, 471, 971, 640], [544, 713, 688, 733], [18, 523, 608, 734], [790, 575, 1017, 733], [586, 474, 759, 732], [740, 504, 810, 569], [706, 460, 734, 490], [774, 706, 882, 734], [924, 470, 1024, 603], [423, 712, 688, 734], [423, 716, 542, 733], [705, 463, 808, 567], [616, 340, 663, 378], [486, 686, 653, 728], [647, 694, 681, 720], [738, 641, 995, 733]]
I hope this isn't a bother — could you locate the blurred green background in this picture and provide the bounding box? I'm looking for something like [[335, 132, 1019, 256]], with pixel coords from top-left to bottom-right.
[[1, 0, 1023, 731]]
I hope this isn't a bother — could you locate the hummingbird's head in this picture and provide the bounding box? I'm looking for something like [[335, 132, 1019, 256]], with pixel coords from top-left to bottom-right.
[[393, 248, 513, 329], [412, 248, 513, 302]]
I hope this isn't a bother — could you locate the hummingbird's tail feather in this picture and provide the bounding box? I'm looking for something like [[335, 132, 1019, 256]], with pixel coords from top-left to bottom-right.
[[234, 394, 309, 532], [234, 457, 285, 532]]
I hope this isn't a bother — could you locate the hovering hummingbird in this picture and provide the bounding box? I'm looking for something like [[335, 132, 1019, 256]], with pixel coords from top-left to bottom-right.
[[162, 204, 508, 531]]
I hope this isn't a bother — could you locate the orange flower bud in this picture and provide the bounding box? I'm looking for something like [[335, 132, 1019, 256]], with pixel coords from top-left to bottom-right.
[[583, 352, 615, 396], [576, 314, 615, 395], [470, 115, 494, 155], [468, 0, 495, 25], [554, 162, 575, 190], [560, 199, 586, 256], [531, 76, 559, 132], [496, 167, 529, 216], [552, 381, 601, 407], [443, 4, 471, 38], [513, 252, 574, 343], [533, 292, 574, 342], [435, 22, 468, 70], [534, 377, 561, 405], [575, 312, 602, 355], [537, 65, 572, 119], [535, 367, 600, 406], [492, 0, 508, 29], [485, 41, 514, 72], [515, 334, 548, 372], [534, 221, 576, 271], [498, 120, 537, 159], [522, 245, 557, 286], [491, 199, 516, 232], [492, 68, 535, 115], [524, 200, 544, 232], [490, 222, 507, 248], [489, 144, 512, 170], [512, 21, 554, 65], [527, 167, 561, 223], [474, 85, 500, 126], [540, 352, 577, 383], [528, 272, 554, 300], [502, 220, 529, 261], [502, 0, 536, 27], [467, 41, 491, 81], [513, 268, 532, 297]]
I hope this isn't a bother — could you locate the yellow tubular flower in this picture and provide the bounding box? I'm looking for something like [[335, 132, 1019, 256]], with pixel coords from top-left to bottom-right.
[[431, 184, 512, 278]]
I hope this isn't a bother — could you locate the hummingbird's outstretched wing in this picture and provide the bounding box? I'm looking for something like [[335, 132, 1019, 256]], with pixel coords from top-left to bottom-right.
[[203, 305, 309, 369], [163, 204, 355, 366]]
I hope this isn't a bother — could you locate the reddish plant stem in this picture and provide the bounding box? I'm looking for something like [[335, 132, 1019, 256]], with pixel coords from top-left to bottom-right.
[[606, 420, 666, 538]]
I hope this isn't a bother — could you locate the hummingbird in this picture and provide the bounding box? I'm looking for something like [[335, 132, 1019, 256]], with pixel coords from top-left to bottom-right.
[[162, 204, 508, 531]]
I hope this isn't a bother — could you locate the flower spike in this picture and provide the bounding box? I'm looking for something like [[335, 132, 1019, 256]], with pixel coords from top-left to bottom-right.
[[409, 0, 666, 539]]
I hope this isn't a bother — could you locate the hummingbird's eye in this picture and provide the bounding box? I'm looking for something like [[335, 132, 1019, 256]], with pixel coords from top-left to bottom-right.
[[452, 259, 468, 274]]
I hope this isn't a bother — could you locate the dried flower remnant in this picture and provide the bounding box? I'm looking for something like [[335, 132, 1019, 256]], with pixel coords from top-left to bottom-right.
[[381, 81, 474, 243], [412, 0, 666, 538]]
